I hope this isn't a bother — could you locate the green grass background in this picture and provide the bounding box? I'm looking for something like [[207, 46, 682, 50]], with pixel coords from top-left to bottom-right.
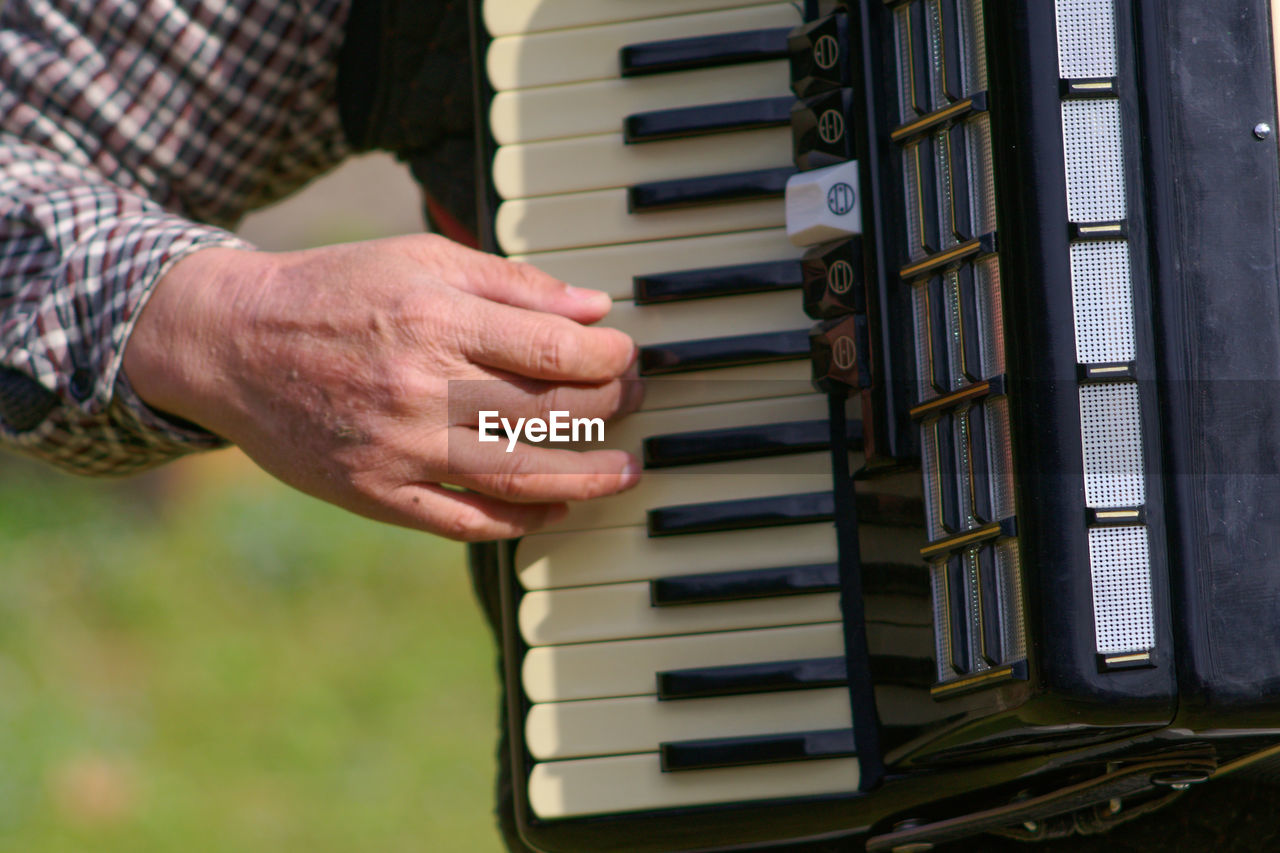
[[0, 451, 505, 852]]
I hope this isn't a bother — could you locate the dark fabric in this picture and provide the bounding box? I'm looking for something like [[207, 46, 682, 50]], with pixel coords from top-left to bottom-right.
[[0, 367, 57, 432], [336, 0, 477, 236]]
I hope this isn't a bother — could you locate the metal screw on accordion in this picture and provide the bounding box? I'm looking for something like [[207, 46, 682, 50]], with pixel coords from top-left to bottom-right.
[[1150, 769, 1211, 790], [1255, 122, 1272, 139]]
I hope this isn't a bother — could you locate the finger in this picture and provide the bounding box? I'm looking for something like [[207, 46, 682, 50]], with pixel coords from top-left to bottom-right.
[[425, 237, 615, 324], [445, 426, 640, 502], [446, 372, 644, 426], [459, 295, 637, 383], [386, 482, 570, 541]]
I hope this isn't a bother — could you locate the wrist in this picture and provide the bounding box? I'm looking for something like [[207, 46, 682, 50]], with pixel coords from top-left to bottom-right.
[[123, 246, 276, 435]]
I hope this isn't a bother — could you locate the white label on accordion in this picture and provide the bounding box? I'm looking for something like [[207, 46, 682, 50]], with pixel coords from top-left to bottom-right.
[[785, 162, 863, 247]]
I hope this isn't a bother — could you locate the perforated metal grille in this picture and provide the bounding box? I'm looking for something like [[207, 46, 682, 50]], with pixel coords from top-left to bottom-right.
[[985, 396, 1015, 520], [925, 0, 948, 110], [895, 4, 918, 123], [921, 421, 947, 539], [1089, 525, 1154, 654], [945, 271, 966, 389], [1070, 240, 1136, 363], [1062, 100, 1126, 222], [1079, 383, 1145, 507], [959, 0, 987, 94], [955, 410, 976, 529], [931, 561, 954, 681], [935, 130, 958, 249], [1054, 0, 1117, 79], [963, 548, 990, 672], [996, 541, 1026, 660], [912, 282, 937, 400], [965, 114, 997, 237], [975, 255, 1005, 376]]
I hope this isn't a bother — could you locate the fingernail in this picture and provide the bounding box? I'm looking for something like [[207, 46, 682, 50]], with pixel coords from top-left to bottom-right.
[[565, 284, 610, 304], [620, 456, 643, 489]]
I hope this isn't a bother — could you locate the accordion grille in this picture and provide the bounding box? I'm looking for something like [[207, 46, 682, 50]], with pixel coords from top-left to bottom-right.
[[1054, 0, 1119, 78]]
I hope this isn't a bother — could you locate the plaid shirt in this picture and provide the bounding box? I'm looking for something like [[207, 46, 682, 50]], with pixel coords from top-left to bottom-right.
[[0, 0, 352, 475]]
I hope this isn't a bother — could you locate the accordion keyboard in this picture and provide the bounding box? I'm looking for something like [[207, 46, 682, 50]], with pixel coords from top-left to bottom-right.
[[482, 0, 936, 824]]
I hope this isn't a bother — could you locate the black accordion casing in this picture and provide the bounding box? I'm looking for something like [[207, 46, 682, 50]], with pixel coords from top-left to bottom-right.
[[468, 0, 1280, 849]]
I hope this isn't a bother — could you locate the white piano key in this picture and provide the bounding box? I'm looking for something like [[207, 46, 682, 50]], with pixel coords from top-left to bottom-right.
[[525, 688, 852, 760], [521, 586, 836, 646], [601, 289, 808, 347], [521, 621, 934, 703], [520, 584, 930, 646], [516, 523, 926, 591], [527, 753, 860, 820], [495, 188, 784, 254], [512, 228, 799, 301], [484, 0, 782, 37], [489, 61, 789, 145], [525, 685, 947, 761], [486, 3, 800, 90], [493, 127, 792, 200]]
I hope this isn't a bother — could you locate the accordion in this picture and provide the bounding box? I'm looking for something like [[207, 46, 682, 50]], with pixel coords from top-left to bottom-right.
[[467, 0, 1280, 849]]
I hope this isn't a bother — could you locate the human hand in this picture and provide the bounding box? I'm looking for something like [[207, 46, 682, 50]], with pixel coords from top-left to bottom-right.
[[123, 234, 641, 540]]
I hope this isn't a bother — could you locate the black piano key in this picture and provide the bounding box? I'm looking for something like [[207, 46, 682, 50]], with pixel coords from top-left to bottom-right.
[[661, 728, 855, 772], [659, 656, 847, 700], [633, 259, 801, 305], [648, 490, 833, 537], [639, 329, 809, 376], [657, 654, 933, 700], [649, 490, 925, 537], [643, 418, 859, 469], [651, 558, 928, 607], [628, 166, 795, 213], [651, 563, 839, 606], [624, 96, 794, 144], [620, 27, 791, 77], [946, 552, 973, 675]]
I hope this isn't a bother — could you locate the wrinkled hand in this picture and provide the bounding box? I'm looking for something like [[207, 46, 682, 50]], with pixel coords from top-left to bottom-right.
[[123, 234, 641, 540]]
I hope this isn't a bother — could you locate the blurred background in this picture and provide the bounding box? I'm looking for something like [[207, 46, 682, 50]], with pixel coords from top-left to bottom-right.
[[0, 154, 505, 852]]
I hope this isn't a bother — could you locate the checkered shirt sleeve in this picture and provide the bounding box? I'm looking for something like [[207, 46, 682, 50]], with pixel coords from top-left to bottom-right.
[[0, 0, 352, 476]]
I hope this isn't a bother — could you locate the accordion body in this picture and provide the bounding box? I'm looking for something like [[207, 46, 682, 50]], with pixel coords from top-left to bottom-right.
[[468, 0, 1280, 849]]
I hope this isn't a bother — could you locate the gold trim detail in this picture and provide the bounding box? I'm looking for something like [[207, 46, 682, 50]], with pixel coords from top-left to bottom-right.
[[900, 237, 985, 280], [1215, 742, 1280, 779], [1095, 509, 1142, 520], [931, 664, 1015, 697], [921, 521, 1003, 559], [910, 380, 991, 420], [1104, 652, 1151, 666], [891, 98, 976, 143], [1072, 81, 1115, 91], [1077, 223, 1124, 235], [1088, 365, 1131, 374]]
